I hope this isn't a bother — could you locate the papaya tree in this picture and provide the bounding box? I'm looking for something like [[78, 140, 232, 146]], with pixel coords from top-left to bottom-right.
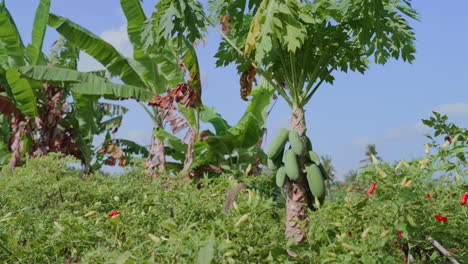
[[209, 0, 417, 243], [0, 0, 137, 172]]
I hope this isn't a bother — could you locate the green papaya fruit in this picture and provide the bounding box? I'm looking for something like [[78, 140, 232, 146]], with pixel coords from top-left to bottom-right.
[[276, 167, 287, 187], [267, 149, 284, 170], [267, 128, 289, 159], [289, 130, 304, 155], [284, 149, 300, 180], [307, 151, 321, 166], [306, 164, 325, 198]]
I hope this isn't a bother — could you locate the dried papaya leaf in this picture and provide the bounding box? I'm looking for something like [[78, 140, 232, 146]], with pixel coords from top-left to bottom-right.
[[220, 14, 231, 34], [240, 67, 257, 101]]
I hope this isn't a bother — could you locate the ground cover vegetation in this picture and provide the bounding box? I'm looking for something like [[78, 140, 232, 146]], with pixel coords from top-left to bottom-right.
[[0, 0, 467, 263]]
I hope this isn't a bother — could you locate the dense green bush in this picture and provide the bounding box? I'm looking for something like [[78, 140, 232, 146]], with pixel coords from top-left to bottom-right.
[[0, 154, 290, 263]]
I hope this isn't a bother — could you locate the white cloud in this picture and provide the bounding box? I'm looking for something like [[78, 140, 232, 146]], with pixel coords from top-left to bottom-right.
[[125, 129, 151, 146], [433, 103, 468, 119], [100, 26, 132, 56], [383, 121, 430, 141], [351, 136, 376, 148], [78, 26, 132, 72]]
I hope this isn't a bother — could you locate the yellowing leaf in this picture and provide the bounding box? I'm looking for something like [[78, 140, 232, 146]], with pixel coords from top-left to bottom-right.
[[361, 227, 372, 239], [234, 213, 251, 227], [442, 141, 450, 149], [403, 179, 413, 187], [381, 230, 390, 237], [84, 210, 97, 217], [148, 233, 161, 244], [418, 158, 429, 170], [341, 243, 354, 251], [54, 221, 64, 232], [375, 166, 387, 178]]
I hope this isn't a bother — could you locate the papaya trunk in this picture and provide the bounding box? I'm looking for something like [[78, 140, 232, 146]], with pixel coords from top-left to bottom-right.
[[285, 105, 311, 243]]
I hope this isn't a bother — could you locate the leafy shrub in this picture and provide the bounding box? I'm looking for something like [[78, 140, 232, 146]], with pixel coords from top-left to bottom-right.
[[0, 154, 290, 263]]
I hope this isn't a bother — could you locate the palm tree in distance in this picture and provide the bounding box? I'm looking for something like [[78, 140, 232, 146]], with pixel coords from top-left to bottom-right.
[[360, 144, 383, 164], [320, 155, 336, 183], [320, 155, 336, 198]]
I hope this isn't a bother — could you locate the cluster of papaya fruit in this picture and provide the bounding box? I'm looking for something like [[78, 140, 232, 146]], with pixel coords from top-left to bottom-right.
[[267, 128, 327, 202]]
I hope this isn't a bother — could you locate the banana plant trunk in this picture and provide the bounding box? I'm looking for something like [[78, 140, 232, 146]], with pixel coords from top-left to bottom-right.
[[146, 126, 166, 177], [285, 104, 311, 243]]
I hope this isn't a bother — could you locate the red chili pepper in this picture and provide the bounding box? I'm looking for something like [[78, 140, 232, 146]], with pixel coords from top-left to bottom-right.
[[434, 215, 447, 222], [108, 211, 119, 217], [393, 241, 398, 245], [150, 251, 156, 255], [348, 232, 352, 236], [426, 193, 431, 198], [367, 183, 377, 195], [461, 193, 468, 206], [397, 232, 402, 238]]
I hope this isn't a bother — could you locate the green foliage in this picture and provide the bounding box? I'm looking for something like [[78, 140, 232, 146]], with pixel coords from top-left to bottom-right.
[[150, 0, 207, 45], [0, 154, 287, 263], [155, 83, 274, 174], [0, 115, 466, 263], [5, 67, 39, 117], [48, 14, 144, 87], [210, 0, 417, 106]]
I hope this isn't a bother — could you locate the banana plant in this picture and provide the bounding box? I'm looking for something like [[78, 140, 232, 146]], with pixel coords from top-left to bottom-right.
[[43, 0, 215, 176], [154, 82, 274, 178], [209, 0, 417, 243], [0, 0, 137, 172]]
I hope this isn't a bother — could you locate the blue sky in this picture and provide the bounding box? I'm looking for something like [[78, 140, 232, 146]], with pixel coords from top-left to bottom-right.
[[6, 0, 468, 179]]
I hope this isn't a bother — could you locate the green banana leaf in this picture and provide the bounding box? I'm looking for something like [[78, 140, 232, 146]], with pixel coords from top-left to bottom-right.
[[0, 140, 10, 166], [0, 2, 25, 67], [205, 82, 274, 151], [199, 105, 231, 136], [153, 128, 187, 153], [70, 82, 153, 101], [48, 13, 144, 87], [26, 0, 50, 65], [73, 93, 100, 139], [120, 0, 146, 51], [5, 67, 39, 117], [18, 66, 154, 101]]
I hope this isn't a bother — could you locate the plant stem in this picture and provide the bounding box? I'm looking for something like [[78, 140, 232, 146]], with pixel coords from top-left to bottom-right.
[[426, 236, 460, 264]]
